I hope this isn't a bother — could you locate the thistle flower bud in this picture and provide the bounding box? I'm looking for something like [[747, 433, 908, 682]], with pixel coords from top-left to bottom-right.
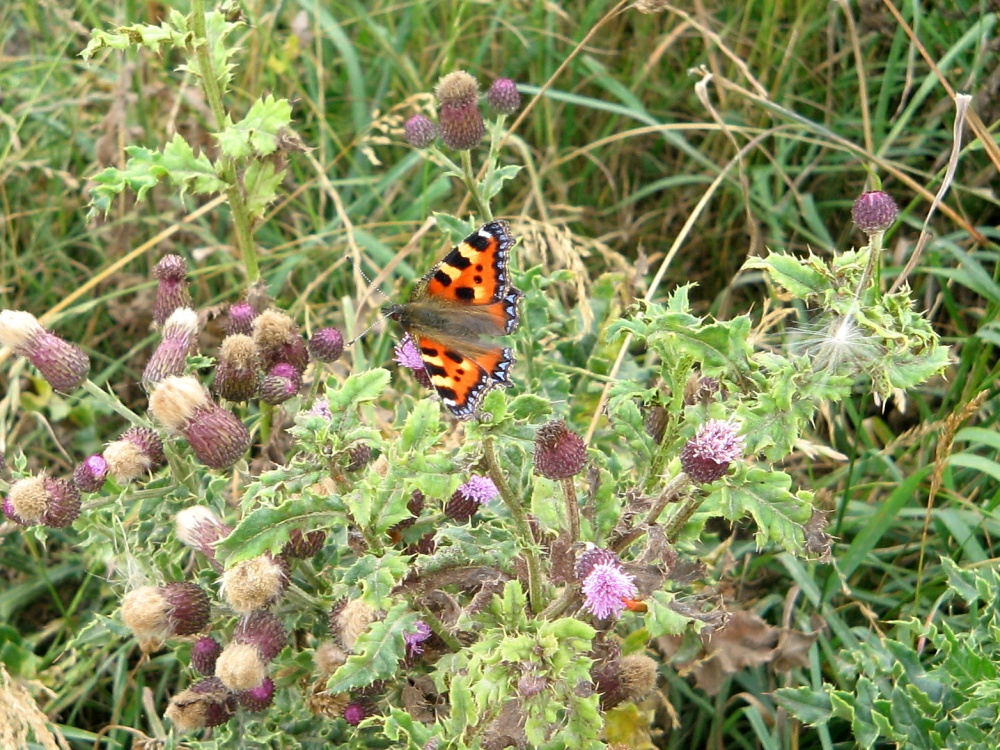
[[679, 419, 745, 483], [393, 333, 432, 388], [0, 310, 90, 392], [191, 635, 223, 676], [226, 301, 257, 336], [121, 583, 211, 650], [851, 190, 898, 235], [445, 474, 498, 522], [176, 505, 232, 570], [345, 444, 372, 472], [220, 554, 289, 614], [3, 474, 80, 528], [258, 362, 301, 405], [73, 454, 109, 493], [308, 327, 344, 363], [534, 420, 587, 480], [487, 78, 521, 114], [103, 426, 166, 483], [237, 676, 275, 712], [282, 528, 327, 560], [165, 676, 236, 730], [216, 611, 287, 691], [252, 309, 309, 372], [404, 114, 438, 148], [152, 255, 193, 327], [213, 334, 261, 402], [644, 404, 668, 444], [435, 71, 485, 150], [148, 375, 252, 470], [517, 673, 548, 698], [142, 307, 199, 390]]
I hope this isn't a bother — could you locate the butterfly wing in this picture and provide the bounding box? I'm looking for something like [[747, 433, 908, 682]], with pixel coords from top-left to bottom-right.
[[414, 335, 515, 419]]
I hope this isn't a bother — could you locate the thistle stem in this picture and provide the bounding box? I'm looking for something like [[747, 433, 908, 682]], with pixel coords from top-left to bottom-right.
[[663, 490, 705, 542], [460, 149, 491, 221], [612, 473, 691, 554], [561, 476, 581, 542], [482, 437, 543, 613]]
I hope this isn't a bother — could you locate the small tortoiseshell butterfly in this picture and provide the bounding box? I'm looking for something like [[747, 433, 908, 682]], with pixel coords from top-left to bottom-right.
[[384, 221, 523, 420]]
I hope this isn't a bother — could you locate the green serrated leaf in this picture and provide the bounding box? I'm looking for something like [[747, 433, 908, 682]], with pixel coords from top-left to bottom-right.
[[711, 467, 812, 551], [743, 251, 833, 298], [216, 95, 293, 159], [326, 601, 418, 693]]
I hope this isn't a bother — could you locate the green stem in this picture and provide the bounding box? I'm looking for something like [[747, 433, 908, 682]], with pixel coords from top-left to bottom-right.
[[612, 473, 691, 554], [663, 490, 705, 542], [853, 231, 884, 304], [482, 437, 544, 613], [188, 0, 260, 283], [561, 476, 580, 542], [460, 149, 491, 221]]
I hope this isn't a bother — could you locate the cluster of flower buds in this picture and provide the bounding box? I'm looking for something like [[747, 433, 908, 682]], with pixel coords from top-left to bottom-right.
[[404, 73, 521, 151]]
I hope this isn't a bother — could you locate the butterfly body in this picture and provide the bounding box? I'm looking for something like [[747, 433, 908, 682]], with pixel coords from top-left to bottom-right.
[[385, 221, 523, 420]]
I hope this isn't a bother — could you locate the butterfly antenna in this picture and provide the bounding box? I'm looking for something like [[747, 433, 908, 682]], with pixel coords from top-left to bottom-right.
[[346, 314, 388, 347]]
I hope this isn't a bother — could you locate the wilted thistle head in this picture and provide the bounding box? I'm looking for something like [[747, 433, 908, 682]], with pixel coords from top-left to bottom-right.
[[176, 505, 232, 570], [216, 611, 287, 691], [152, 254, 193, 327], [435, 70, 486, 150], [332, 598, 377, 652], [120, 582, 211, 651], [142, 307, 199, 390], [404, 114, 438, 148], [679, 418, 745, 483], [3, 474, 81, 528], [282, 528, 327, 560], [103, 426, 166, 483], [165, 676, 236, 731], [252, 309, 309, 372], [486, 78, 521, 114], [798, 314, 881, 375], [213, 334, 261, 403], [220, 554, 289, 614], [148, 375, 252, 470], [851, 190, 898, 235], [0, 310, 90, 392]]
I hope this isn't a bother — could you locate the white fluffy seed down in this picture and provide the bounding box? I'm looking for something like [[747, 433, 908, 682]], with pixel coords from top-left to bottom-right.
[[148, 375, 210, 431], [221, 556, 287, 614], [215, 642, 266, 691]]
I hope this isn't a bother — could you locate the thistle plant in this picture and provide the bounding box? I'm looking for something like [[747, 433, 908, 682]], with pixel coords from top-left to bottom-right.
[[0, 5, 954, 750]]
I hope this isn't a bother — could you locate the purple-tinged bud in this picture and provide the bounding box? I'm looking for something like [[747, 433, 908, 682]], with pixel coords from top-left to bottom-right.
[[148, 375, 252, 470], [258, 362, 301, 405], [534, 420, 587, 480], [445, 474, 498, 522], [282, 528, 327, 559], [435, 71, 485, 150], [152, 255, 193, 327], [343, 700, 374, 726], [517, 673, 548, 698], [237, 676, 275, 712], [216, 611, 287, 691], [308, 397, 332, 419], [679, 419, 745, 483], [404, 621, 433, 658], [176, 506, 232, 570], [121, 582, 211, 650], [487, 78, 521, 115], [252, 309, 309, 372], [142, 307, 199, 390], [851, 190, 898, 235], [4, 475, 81, 528], [165, 676, 236, 730], [226, 301, 257, 336], [213, 334, 260, 403], [103, 426, 166, 483], [404, 114, 438, 148], [644, 404, 668, 444], [220, 554, 289, 614], [73, 454, 109, 493], [574, 545, 622, 582], [0, 310, 90, 392], [345, 444, 372, 472], [393, 333, 432, 388], [618, 653, 658, 702], [308, 327, 344, 363], [191, 635, 223, 676]]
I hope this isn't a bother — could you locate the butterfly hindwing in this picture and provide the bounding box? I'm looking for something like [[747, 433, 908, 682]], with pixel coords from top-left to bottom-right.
[[415, 335, 515, 418]]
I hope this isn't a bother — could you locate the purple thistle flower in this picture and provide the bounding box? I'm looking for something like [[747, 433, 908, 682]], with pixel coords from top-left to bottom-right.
[[581, 561, 638, 620], [0, 310, 90, 392], [308, 397, 332, 419], [404, 620, 433, 657], [393, 333, 432, 388], [191, 635, 223, 676], [259, 362, 302, 405], [851, 190, 898, 235], [679, 418, 745, 483], [457, 475, 499, 504], [226, 301, 257, 336]]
